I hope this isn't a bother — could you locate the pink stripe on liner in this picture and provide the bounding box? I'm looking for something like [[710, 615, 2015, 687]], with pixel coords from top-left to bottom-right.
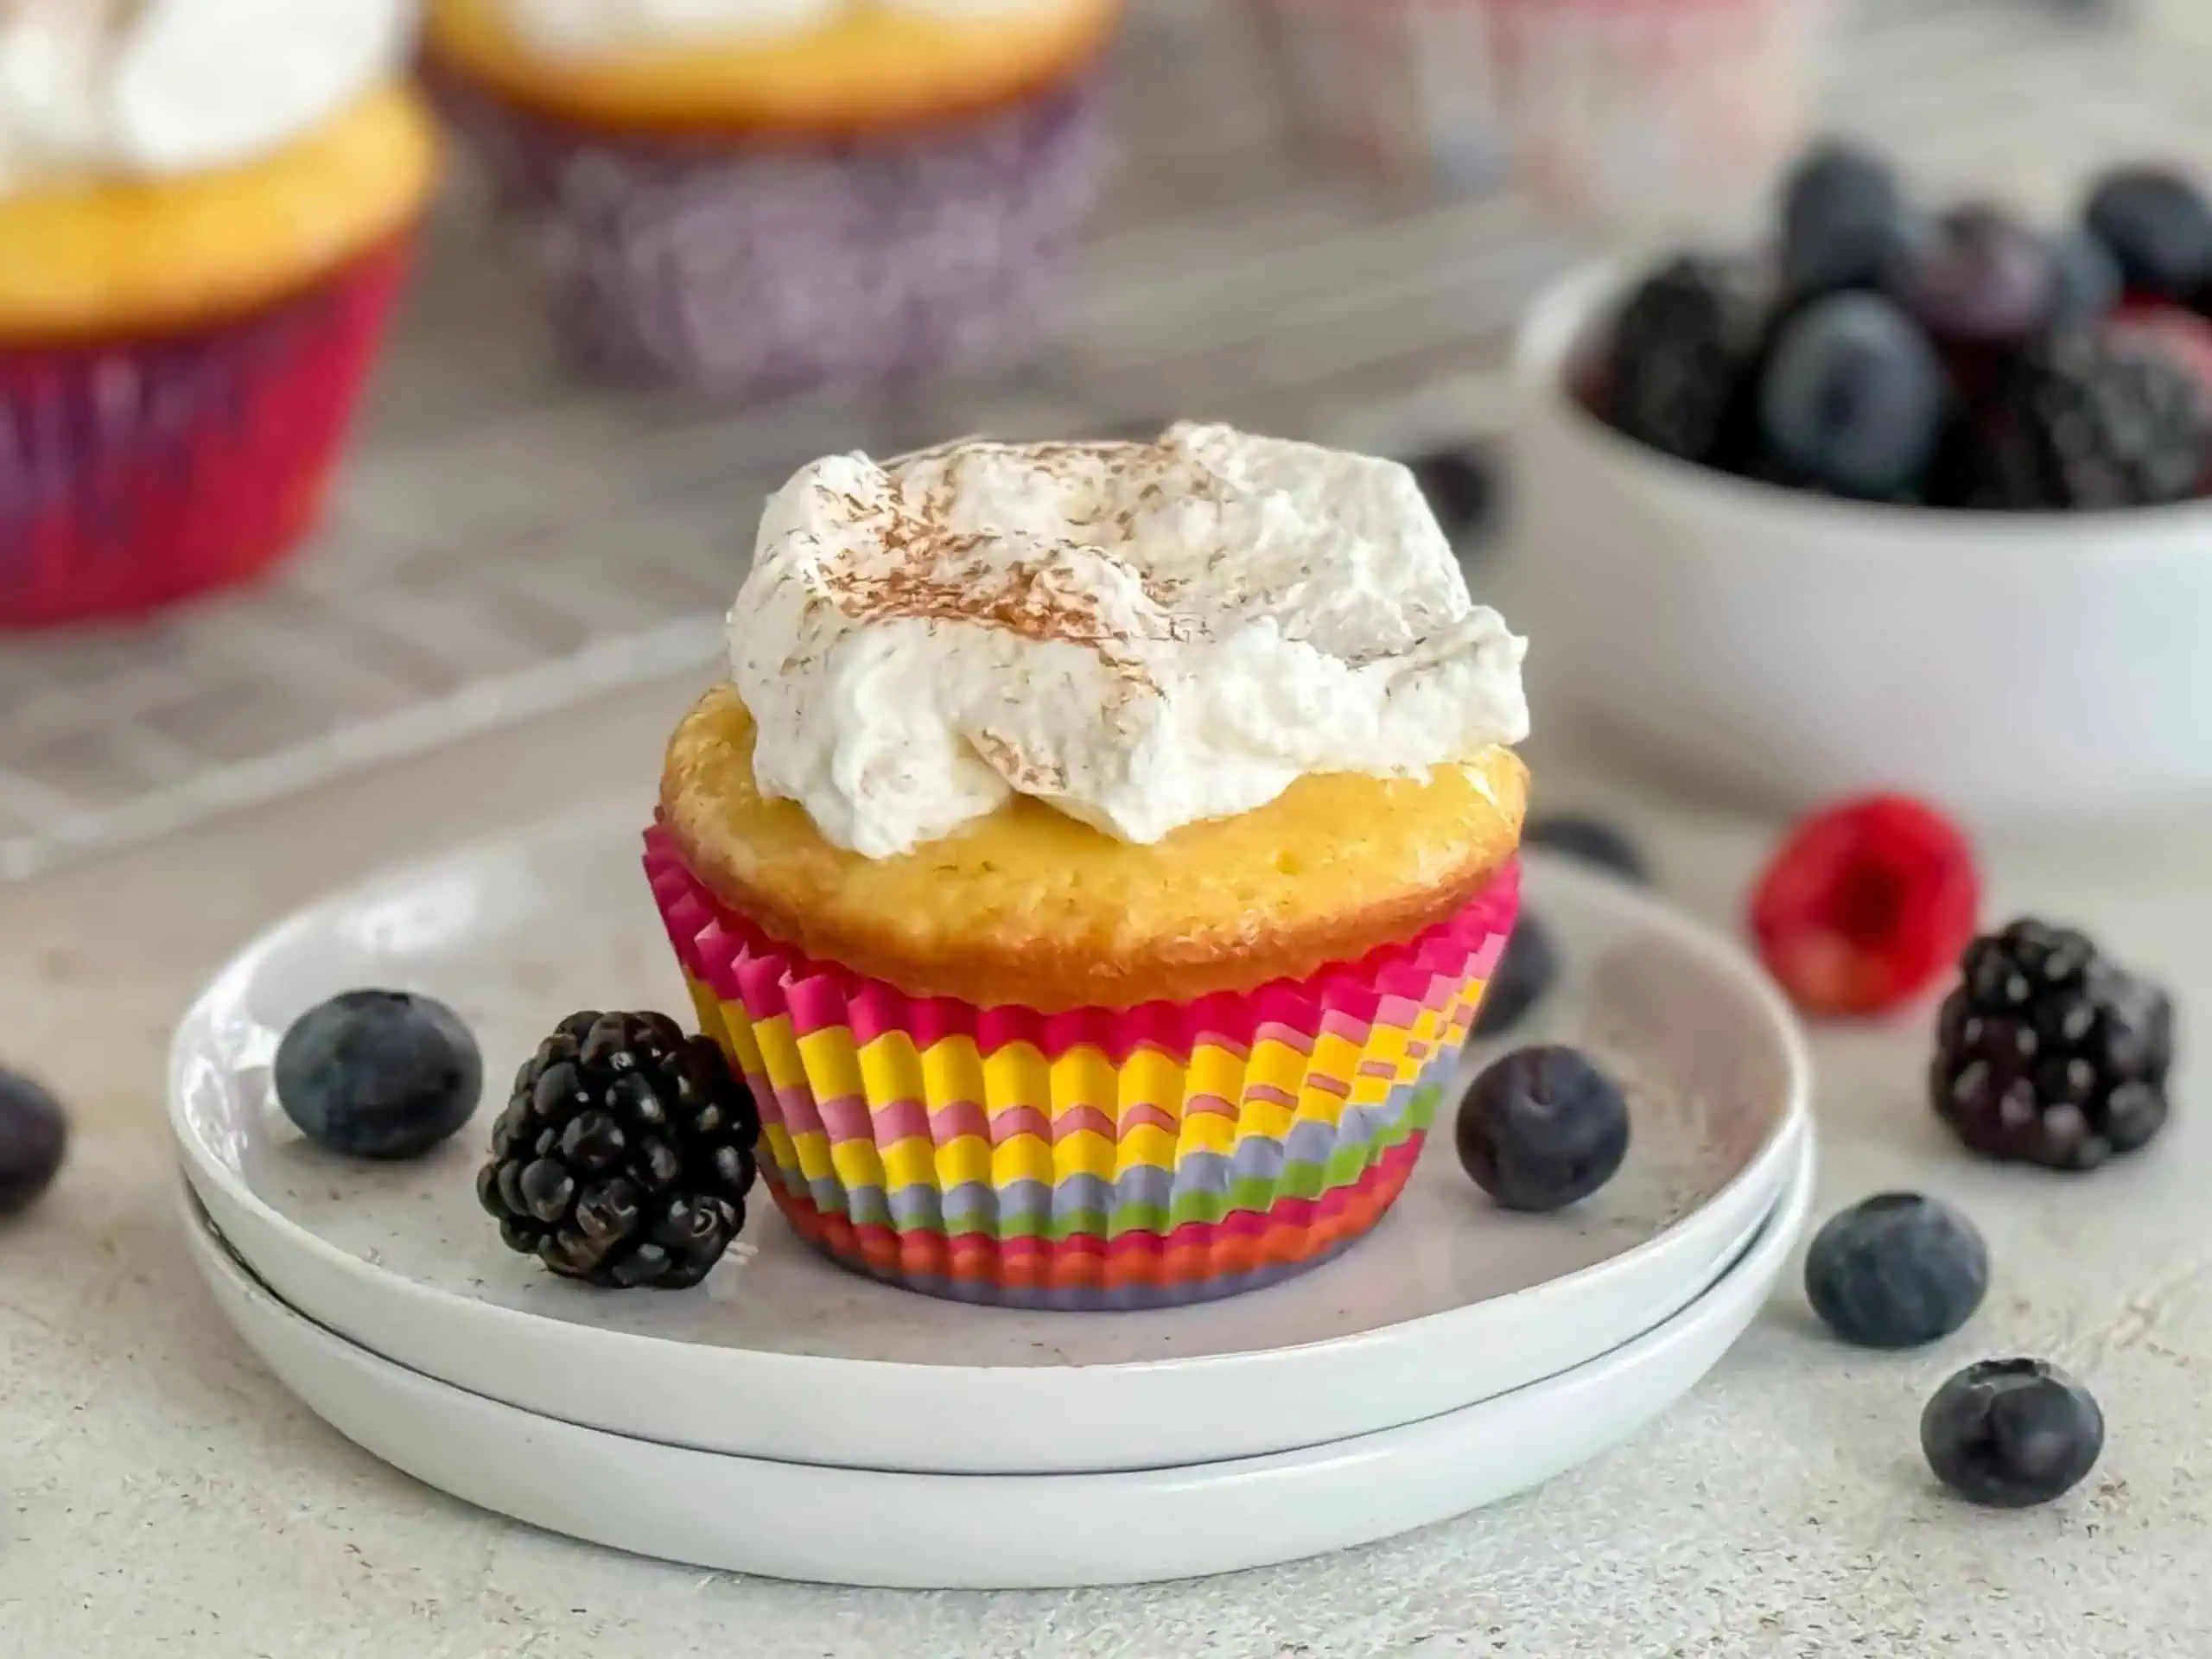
[[740, 1069, 785, 1128], [1375, 993, 1427, 1033], [768, 1077, 825, 1137], [981, 1104, 1052, 1143], [1109, 1101, 1182, 1137], [815, 1092, 882, 1143], [1041, 1104, 1114, 1141]]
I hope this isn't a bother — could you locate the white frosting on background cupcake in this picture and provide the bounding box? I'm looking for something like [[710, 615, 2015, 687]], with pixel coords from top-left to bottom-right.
[[499, 0, 1072, 60], [0, 0, 413, 195]]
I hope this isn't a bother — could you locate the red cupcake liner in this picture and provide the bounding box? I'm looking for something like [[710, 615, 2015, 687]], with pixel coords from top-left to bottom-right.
[[428, 70, 1107, 393], [0, 237, 414, 631]]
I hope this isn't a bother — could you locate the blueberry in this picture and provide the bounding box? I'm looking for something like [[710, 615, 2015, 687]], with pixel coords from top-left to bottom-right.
[[275, 991, 483, 1160], [1759, 293, 1947, 499], [1804, 1192, 1987, 1349], [2085, 167, 2212, 299], [1406, 447, 1495, 546], [1782, 142, 1910, 299], [1922, 1358, 2104, 1508], [1456, 1045, 1630, 1212], [1527, 814, 1649, 886], [1474, 914, 1558, 1039], [1886, 205, 2056, 346], [0, 1069, 67, 1216], [2049, 229, 2123, 327]]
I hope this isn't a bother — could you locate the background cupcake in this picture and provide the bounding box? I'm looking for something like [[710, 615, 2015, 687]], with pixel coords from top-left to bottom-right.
[[423, 0, 1122, 393], [1249, 0, 1821, 224], [647, 426, 1531, 1309], [0, 0, 436, 630]]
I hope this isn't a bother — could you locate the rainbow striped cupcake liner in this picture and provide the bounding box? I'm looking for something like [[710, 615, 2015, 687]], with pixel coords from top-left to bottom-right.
[[645, 824, 1519, 1309]]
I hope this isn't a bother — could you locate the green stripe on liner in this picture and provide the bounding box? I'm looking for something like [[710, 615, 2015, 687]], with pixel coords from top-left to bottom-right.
[[810, 1084, 1446, 1243]]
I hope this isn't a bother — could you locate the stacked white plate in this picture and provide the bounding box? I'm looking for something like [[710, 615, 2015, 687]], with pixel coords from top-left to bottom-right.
[[170, 815, 1814, 1590]]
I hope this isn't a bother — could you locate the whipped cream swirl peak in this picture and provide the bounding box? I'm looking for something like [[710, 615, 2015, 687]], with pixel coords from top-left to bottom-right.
[[728, 423, 1529, 858]]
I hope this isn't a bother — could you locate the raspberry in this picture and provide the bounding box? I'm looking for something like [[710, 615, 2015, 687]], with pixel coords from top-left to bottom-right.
[[1750, 796, 1980, 1019]]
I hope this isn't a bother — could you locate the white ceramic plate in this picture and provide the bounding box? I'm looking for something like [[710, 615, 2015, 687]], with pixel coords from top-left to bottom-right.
[[184, 1128, 1814, 1590], [170, 810, 1809, 1476]]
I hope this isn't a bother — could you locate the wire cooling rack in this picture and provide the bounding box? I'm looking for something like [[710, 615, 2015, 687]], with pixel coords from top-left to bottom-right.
[[0, 0, 2205, 880]]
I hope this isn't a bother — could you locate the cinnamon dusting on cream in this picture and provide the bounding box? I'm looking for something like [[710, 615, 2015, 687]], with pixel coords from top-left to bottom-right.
[[728, 423, 1529, 858]]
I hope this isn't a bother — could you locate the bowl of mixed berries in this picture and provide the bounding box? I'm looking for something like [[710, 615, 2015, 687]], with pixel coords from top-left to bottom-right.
[[1510, 142, 2212, 823]]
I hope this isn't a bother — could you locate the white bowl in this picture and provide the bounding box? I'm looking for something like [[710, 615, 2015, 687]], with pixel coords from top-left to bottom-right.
[[1509, 263, 2212, 823]]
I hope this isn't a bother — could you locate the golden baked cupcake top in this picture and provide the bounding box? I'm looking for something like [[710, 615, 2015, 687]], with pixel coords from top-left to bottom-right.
[[425, 0, 1122, 134], [0, 1, 433, 338], [662, 425, 1531, 1011]]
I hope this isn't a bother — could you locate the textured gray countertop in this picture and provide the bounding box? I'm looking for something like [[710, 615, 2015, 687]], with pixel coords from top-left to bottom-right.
[[7, 679, 2212, 1657], [14, 6, 2212, 1649]]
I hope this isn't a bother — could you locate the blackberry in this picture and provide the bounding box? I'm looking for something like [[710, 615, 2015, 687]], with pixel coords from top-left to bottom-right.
[[1971, 328, 2212, 510], [479, 1011, 760, 1288], [1602, 257, 1764, 465], [1931, 920, 2174, 1172]]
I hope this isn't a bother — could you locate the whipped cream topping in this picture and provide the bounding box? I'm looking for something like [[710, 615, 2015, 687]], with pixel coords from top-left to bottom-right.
[[728, 424, 1529, 858], [0, 0, 411, 197], [499, 0, 1070, 60]]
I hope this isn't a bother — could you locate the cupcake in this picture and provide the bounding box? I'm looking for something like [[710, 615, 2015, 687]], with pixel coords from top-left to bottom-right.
[[422, 0, 1120, 392], [1250, 0, 1818, 222], [646, 423, 1531, 1309], [0, 0, 436, 629]]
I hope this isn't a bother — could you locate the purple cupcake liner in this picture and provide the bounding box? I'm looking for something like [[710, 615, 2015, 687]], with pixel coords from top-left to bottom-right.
[[431, 73, 1109, 394]]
